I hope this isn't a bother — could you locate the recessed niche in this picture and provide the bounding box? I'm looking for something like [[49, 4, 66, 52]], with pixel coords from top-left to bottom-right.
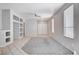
[[6, 38, 10, 43], [20, 24, 23, 27], [20, 18, 23, 22], [20, 28, 23, 32], [13, 15, 19, 21], [6, 32, 10, 36], [20, 33, 22, 36]]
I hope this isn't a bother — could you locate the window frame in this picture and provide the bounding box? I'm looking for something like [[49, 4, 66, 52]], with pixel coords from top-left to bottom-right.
[[64, 5, 74, 39]]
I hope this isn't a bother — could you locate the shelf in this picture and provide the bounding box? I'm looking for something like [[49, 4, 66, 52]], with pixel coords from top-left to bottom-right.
[[6, 32, 10, 36], [6, 38, 10, 43], [13, 13, 24, 39], [19, 22, 24, 24], [20, 18, 23, 22], [20, 27, 24, 28], [20, 24, 23, 27], [20, 32, 23, 36], [13, 15, 19, 21], [13, 22, 19, 39], [6, 36, 10, 38], [13, 20, 20, 23]]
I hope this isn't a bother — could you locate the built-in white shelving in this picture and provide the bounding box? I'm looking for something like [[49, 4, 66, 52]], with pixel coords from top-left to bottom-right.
[[0, 30, 12, 47], [13, 11, 24, 40], [19, 18, 24, 38], [0, 9, 24, 47]]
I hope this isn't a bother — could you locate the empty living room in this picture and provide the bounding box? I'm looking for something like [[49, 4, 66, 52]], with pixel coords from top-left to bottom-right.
[[0, 1, 79, 59]]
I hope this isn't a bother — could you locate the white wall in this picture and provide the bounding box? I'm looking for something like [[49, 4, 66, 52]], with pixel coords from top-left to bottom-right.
[[25, 17, 37, 37], [25, 17, 48, 37], [47, 20, 52, 34], [38, 21, 47, 35]]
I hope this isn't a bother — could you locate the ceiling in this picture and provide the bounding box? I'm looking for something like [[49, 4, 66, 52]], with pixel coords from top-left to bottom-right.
[[0, 3, 64, 18]]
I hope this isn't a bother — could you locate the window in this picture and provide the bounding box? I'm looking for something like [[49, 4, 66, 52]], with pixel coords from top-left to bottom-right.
[[64, 5, 74, 38], [52, 18, 54, 33]]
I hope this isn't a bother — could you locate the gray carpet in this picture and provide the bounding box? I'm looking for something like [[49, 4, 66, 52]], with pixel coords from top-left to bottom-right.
[[22, 37, 73, 55]]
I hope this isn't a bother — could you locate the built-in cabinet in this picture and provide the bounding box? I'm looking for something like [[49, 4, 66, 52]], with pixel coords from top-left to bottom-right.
[[19, 18, 24, 38], [13, 14, 24, 40], [0, 30, 11, 47], [0, 9, 24, 47]]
